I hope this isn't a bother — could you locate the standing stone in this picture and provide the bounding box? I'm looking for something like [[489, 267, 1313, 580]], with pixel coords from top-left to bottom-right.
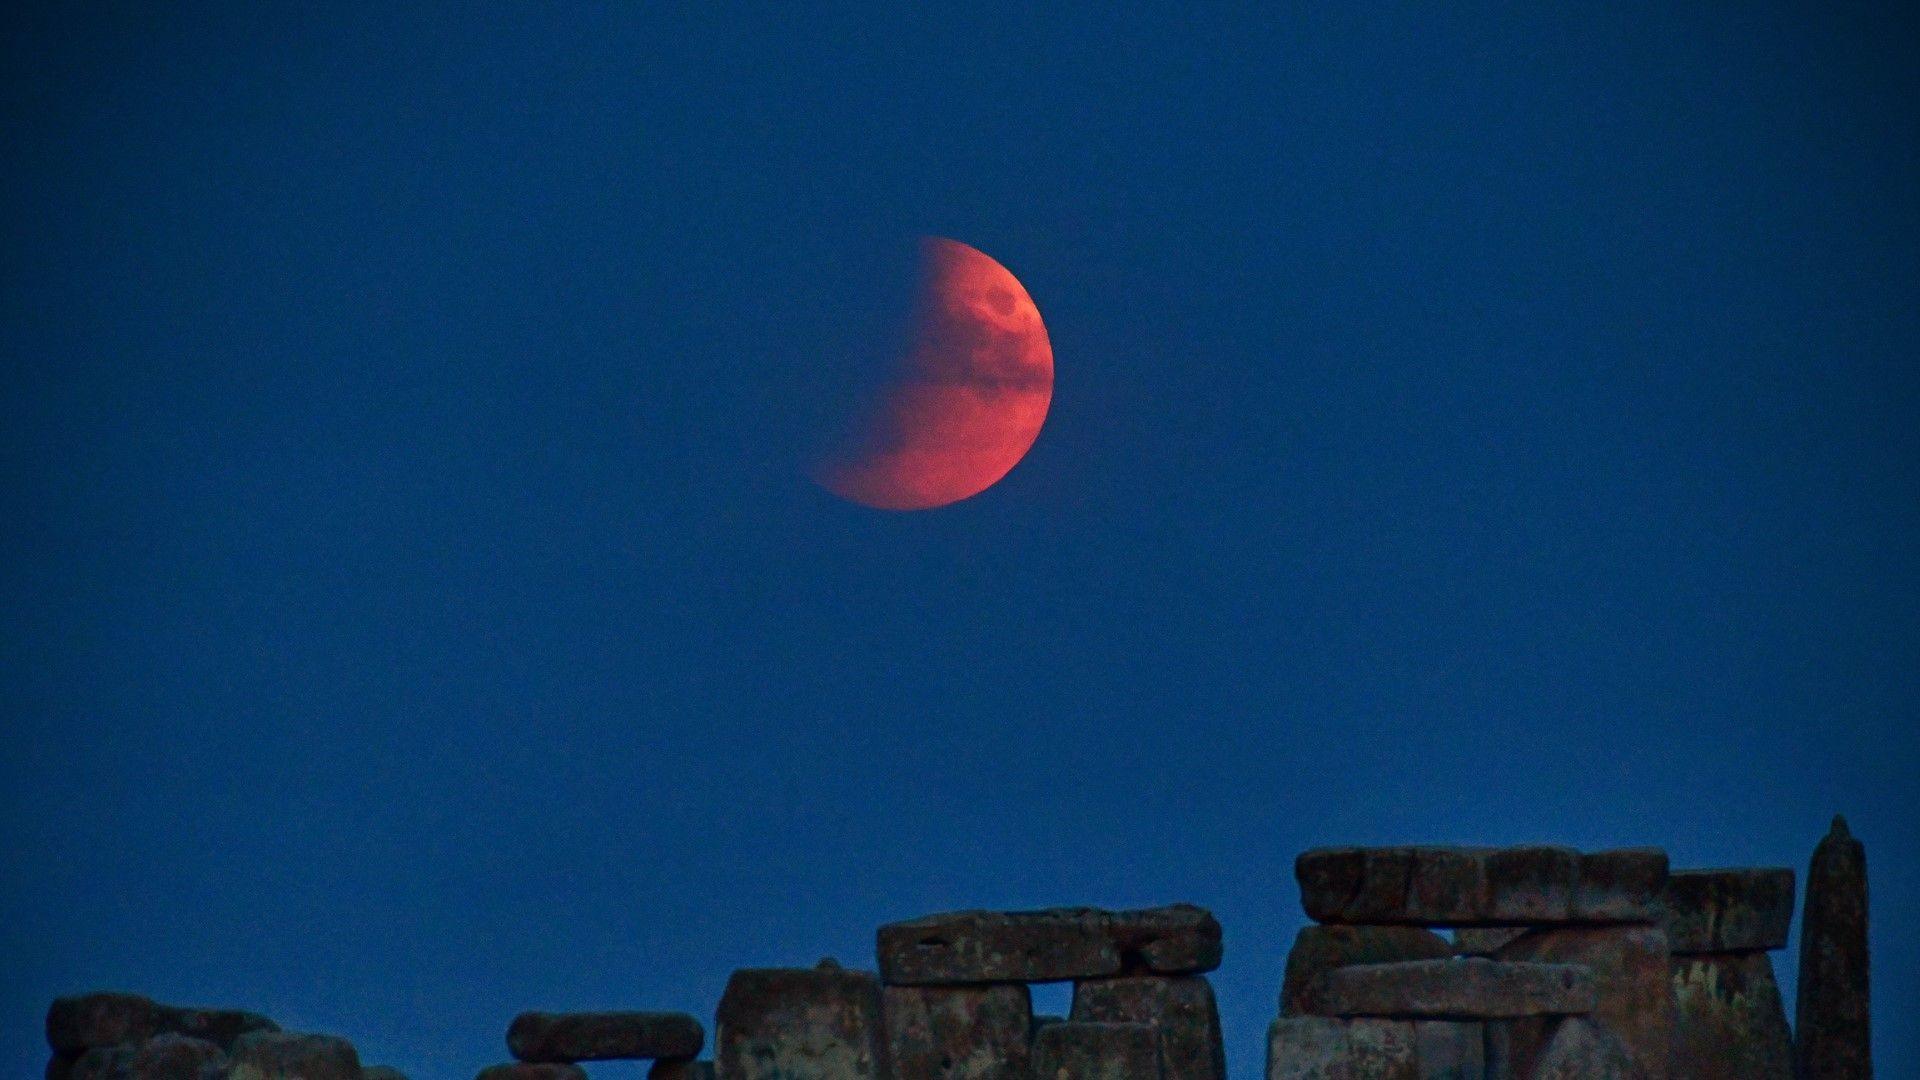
[[1031, 1022, 1160, 1080], [716, 966, 888, 1080], [1413, 1021, 1482, 1080], [1531, 1018, 1630, 1080], [1266, 1017, 1346, 1080], [1795, 816, 1870, 1080], [1495, 925, 1672, 1080], [1307, 957, 1597, 1018], [1071, 976, 1224, 1080], [477, 1065, 588, 1080], [1662, 868, 1795, 954], [508, 1011, 704, 1062], [1670, 952, 1792, 1080], [1280, 926, 1451, 1016], [882, 983, 1031, 1080], [227, 1031, 360, 1080], [1345, 1021, 1417, 1080]]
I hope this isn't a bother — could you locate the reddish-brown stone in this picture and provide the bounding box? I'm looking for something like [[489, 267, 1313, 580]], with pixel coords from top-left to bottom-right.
[[1031, 1022, 1160, 1080], [1671, 952, 1792, 1080], [1071, 975, 1224, 1080], [507, 1011, 703, 1062], [882, 983, 1031, 1080], [1308, 957, 1596, 1019], [1530, 1018, 1630, 1080], [1296, 847, 1664, 927], [1495, 925, 1672, 1080], [716, 966, 888, 1080], [877, 905, 1218, 984], [1795, 816, 1870, 1080], [1280, 926, 1452, 1016]]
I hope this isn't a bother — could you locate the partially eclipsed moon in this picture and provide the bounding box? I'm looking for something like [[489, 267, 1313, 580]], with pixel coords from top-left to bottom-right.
[[814, 237, 1053, 511]]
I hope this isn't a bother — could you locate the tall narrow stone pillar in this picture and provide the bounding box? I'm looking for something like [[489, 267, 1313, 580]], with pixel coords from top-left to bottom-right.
[[1794, 816, 1870, 1080]]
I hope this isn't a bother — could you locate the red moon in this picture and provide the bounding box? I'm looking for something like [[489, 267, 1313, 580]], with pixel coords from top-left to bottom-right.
[[813, 237, 1053, 511]]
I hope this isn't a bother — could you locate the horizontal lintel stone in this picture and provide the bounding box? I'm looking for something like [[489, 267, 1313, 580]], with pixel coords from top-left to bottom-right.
[[877, 904, 1220, 984], [1305, 957, 1598, 1019], [1295, 847, 1667, 926]]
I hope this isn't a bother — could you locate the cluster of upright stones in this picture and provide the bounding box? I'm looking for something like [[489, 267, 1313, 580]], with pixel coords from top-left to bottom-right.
[[1661, 867, 1796, 1080], [873, 904, 1226, 1080], [43, 992, 407, 1080], [1276, 846, 1671, 1079], [478, 1010, 708, 1080]]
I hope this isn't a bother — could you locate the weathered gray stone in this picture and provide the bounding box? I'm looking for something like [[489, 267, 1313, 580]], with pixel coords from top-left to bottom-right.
[[47, 995, 276, 1056], [476, 1065, 588, 1080], [1344, 1021, 1417, 1080], [1671, 952, 1792, 1080], [1281, 926, 1452, 1016], [882, 983, 1030, 1080], [648, 1062, 715, 1080], [227, 1031, 359, 1080], [1071, 976, 1223, 1080], [1795, 816, 1870, 1080], [1297, 847, 1663, 926], [1450, 929, 1527, 957], [1308, 958, 1596, 1019], [1494, 925, 1671, 1080], [508, 1011, 704, 1062], [1413, 1021, 1482, 1080], [877, 905, 1219, 984], [716, 966, 888, 1080], [1531, 1018, 1630, 1080], [1266, 1016, 1346, 1080], [1661, 868, 1795, 954], [1030, 1022, 1159, 1080]]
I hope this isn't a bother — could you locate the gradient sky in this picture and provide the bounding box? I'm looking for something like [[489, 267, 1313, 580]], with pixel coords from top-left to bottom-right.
[[4, 5, 1915, 1077]]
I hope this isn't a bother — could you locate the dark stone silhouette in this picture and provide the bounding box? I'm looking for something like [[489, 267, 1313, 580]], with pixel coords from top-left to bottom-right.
[[475, 1065, 587, 1080], [507, 1011, 703, 1063], [1296, 846, 1665, 926], [1662, 868, 1795, 954], [716, 965, 889, 1080], [1795, 816, 1870, 1080], [1071, 975, 1225, 1080]]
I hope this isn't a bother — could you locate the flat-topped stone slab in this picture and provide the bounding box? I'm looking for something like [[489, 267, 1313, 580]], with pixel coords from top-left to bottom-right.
[[1662, 867, 1795, 954], [1032, 1022, 1161, 1080], [508, 1011, 703, 1063], [1297, 847, 1667, 926], [877, 904, 1220, 984], [1307, 958, 1597, 1019], [1281, 926, 1452, 1016]]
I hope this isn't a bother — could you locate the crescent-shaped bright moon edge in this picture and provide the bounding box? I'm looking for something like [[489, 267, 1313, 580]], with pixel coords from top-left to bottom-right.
[[813, 237, 1054, 511]]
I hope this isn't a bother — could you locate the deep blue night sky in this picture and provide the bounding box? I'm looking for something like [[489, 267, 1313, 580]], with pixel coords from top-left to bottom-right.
[[4, 5, 1915, 1077]]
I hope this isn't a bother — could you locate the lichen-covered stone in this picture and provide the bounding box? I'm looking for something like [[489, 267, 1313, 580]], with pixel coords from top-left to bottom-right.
[[1344, 1021, 1417, 1080], [1530, 1018, 1629, 1080], [1494, 925, 1672, 1080], [1281, 926, 1451, 1016], [1296, 847, 1663, 926], [1412, 1021, 1482, 1080], [476, 1065, 588, 1080], [1308, 957, 1596, 1019], [716, 966, 888, 1080], [1794, 816, 1870, 1080], [1662, 868, 1795, 954], [877, 905, 1219, 985], [1671, 952, 1792, 1080], [1071, 976, 1223, 1080], [508, 1011, 704, 1062], [882, 984, 1031, 1080], [227, 1031, 359, 1080], [1030, 1022, 1159, 1080]]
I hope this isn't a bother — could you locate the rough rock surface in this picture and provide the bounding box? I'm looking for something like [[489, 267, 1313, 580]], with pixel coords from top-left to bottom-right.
[[1530, 1018, 1629, 1080], [878, 905, 1220, 984], [1494, 925, 1672, 1080], [47, 995, 277, 1057], [1266, 1017, 1417, 1080], [1412, 1021, 1482, 1080], [1670, 952, 1792, 1080], [508, 1011, 704, 1062], [1030, 1022, 1160, 1080], [1296, 847, 1666, 926], [227, 1031, 359, 1080], [716, 966, 888, 1080], [1308, 957, 1596, 1019], [1071, 975, 1225, 1080], [1795, 816, 1870, 1080], [1280, 926, 1451, 1016], [1661, 868, 1795, 954], [476, 1065, 589, 1080], [1449, 929, 1527, 957], [882, 983, 1031, 1080]]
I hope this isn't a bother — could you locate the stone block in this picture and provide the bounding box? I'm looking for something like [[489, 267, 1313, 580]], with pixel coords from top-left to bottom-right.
[[1308, 958, 1597, 1019], [1795, 817, 1870, 1080], [47, 995, 276, 1056], [1071, 976, 1224, 1080], [1281, 926, 1451, 1016], [162, 1008, 279, 1053], [716, 966, 888, 1080], [128, 1035, 226, 1080], [1031, 1021, 1160, 1080], [508, 1011, 704, 1062], [1671, 952, 1792, 1080], [1344, 1021, 1417, 1079], [1494, 924, 1672, 1080], [476, 1065, 588, 1080], [1265, 1018, 1417, 1080], [1530, 1018, 1630, 1080], [1450, 929, 1526, 957], [1661, 868, 1794, 954], [1412, 1021, 1481, 1080], [1297, 847, 1664, 926], [227, 1031, 360, 1080], [877, 905, 1219, 985], [882, 983, 1031, 1080]]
